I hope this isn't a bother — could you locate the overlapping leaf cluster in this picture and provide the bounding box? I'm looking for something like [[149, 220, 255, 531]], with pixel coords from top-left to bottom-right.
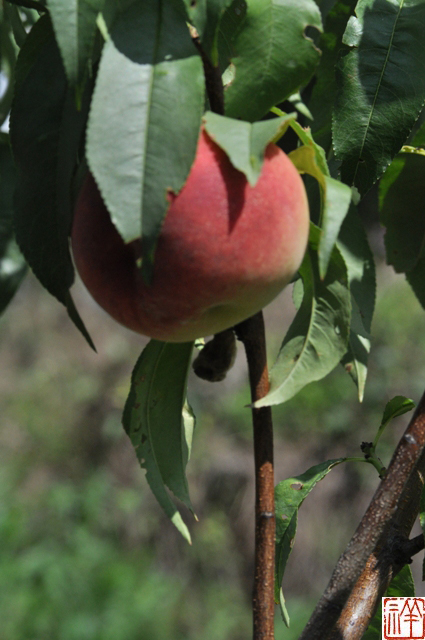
[[1, 5, 425, 619]]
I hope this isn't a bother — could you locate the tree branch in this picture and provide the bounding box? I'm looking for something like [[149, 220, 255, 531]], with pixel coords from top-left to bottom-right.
[[236, 312, 275, 640], [192, 34, 275, 638], [299, 388, 425, 640]]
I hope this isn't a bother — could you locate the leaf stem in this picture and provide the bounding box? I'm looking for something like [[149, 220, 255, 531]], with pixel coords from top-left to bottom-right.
[[236, 312, 275, 640]]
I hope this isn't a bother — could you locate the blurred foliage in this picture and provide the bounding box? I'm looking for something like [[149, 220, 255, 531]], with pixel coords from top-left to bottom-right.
[[0, 250, 425, 637]]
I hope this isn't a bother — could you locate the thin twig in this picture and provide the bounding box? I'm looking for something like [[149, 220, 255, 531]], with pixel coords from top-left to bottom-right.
[[236, 312, 275, 640], [191, 35, 224, 116], [397, 533, 425, 562], [299, 389, 425, 640]]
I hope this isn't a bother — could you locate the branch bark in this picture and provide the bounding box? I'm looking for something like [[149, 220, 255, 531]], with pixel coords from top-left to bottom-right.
[[236, 312, 275, 640], [192, 34, 276, 639], [299, 389, 425, 640]]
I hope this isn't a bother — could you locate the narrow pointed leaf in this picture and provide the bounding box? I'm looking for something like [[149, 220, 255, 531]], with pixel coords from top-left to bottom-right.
[[289, 144, 351, 278], [275, 458, 346, 602], [10, 15, 94, 348], [224, 0, 322, 122], [203, 111, 296, 185], [86, 0, 204, 283], [373, 396, 415, 448], [279, 590, 291, 627], [275, 110, 352, 278], [123, 340, 195, 542], [338, 206, 376, 400], [47, 0, 104, 87], [373, 395, 415, 445], [256, 224, 351, 407], [381, 396, 415, 427], [333, 0, 425, 194], [287, 91, 313, 120]]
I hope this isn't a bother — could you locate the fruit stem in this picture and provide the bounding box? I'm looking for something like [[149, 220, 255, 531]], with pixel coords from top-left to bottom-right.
[[236, 312, 275, 640]]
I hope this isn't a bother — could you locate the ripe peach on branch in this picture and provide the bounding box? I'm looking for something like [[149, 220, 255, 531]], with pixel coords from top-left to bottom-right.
[[72, 127, 309, 342]]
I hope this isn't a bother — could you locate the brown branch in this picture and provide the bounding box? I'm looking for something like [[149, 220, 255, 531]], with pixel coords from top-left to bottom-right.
[[191, 34, 224, 116], [236, 312, 275, 640], [396, 533, 425, 562], [299, 388, 425, 640], [192, 35, 275, 638]]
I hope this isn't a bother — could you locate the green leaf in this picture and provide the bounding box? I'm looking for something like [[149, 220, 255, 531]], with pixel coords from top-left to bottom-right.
[[46, 0, 104, 88], [10, 15, 94, 348], [289, 144, 352, 278], [406, 259, 425, 313], [0, 141, 27, 314], [277, 112, 330, 176], [338, 206, 376, 400], [333, 0, 425, 194], [203, 111, 296, 185], [279, 590, 291, 627], [255, 223, 351, 408], [122, 340, 195, 543], [216, 0, 247, 72], [373, 395, 415, 446], [287, 91, 313, 121], [380, 151, 425, 274], [184, 0, 237, 65], [378, 148, 425, 310], [381, 396, 416, 427], [318, 177, 352, 277], [224, 0, 322, 122], [363, 565, 415, 640], [86, 0, 204, 282], [274, 458, 346, 603], [274, 111, 352, 280], [308, 0, 355, 153], [5, 4, 28, 48]]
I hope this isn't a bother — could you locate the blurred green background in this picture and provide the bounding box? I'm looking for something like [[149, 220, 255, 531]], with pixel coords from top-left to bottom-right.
[[1, 226, 424, 639]]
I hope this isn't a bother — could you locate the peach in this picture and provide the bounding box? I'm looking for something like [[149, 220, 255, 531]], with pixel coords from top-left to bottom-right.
[[71, 129, 309, 342]]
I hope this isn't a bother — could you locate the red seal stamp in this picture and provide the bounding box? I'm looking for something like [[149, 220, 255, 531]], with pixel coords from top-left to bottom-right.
[[383, 598, 425, 639]]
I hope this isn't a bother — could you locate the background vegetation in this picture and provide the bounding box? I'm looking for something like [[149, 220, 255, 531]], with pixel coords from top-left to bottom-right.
[[1, 206, 424, 639]]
